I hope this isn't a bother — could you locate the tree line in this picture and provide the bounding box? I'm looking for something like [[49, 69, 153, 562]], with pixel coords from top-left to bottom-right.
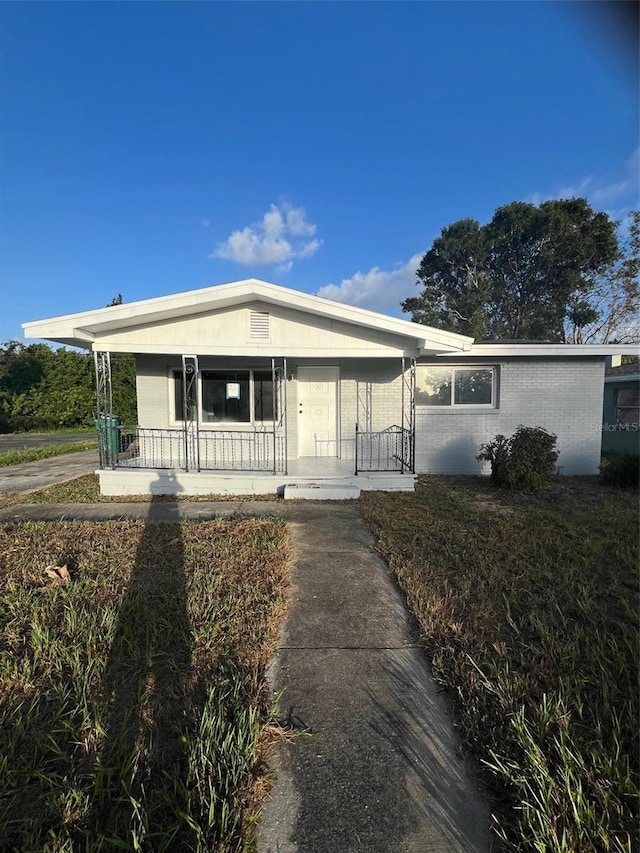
[[0, 343, 136, 434]]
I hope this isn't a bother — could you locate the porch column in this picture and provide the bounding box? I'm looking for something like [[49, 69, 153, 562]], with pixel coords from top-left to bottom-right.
[[273, 357, 288, 475], [401, 356, 416, 474], [94, 350, 114, 468], [182, 355, 200, 472]]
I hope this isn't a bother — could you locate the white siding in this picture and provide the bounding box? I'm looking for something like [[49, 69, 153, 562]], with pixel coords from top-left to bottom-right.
[[101, 303, 420, 357], [414, 358, 605, 476], [135, 355, 175, 428]]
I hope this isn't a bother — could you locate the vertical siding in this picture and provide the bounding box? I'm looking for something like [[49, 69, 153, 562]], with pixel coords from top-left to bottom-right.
[[414, 359, 605, 476]]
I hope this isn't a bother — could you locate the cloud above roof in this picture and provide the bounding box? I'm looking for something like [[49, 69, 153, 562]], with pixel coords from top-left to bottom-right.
[[212, 203, 322, 270], [528, 146, 639, 218], [317, 253, 423, 316]]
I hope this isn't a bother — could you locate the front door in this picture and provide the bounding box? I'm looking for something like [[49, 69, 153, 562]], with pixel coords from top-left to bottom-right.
[[297, 366, 339, 456]]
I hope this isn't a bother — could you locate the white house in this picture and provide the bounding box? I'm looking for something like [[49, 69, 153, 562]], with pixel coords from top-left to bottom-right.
[[23, 278, 636, 497]]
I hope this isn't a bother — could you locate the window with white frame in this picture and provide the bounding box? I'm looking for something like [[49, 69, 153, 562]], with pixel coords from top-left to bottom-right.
[[173, 369, 276, 423], [416, 366, 496, 407]]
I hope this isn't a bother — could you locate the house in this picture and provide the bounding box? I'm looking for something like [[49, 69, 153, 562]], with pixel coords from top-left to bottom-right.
[[602, 357, 640, 456], [23, 278, 638, 496]]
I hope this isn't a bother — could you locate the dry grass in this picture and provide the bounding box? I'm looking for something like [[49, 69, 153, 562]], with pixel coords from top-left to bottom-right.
[[359, 475, 639, 852], [0, 474, 282, 509], [0, 516, 291, 852]]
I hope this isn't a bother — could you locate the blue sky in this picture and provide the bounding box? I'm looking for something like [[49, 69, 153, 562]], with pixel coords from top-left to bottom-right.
[[1, 1, 638, 344]]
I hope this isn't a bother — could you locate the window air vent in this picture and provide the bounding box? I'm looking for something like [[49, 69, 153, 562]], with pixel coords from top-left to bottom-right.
[[249, 311, 270, 340]]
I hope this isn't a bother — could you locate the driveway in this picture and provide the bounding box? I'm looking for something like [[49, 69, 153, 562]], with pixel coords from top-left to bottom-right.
[[0, 433, 96, 451], [0, 450, 99, 494]]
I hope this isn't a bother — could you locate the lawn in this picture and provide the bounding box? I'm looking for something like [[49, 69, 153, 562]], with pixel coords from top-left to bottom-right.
[[0, 440, 97, 468], [0, 517, 291, 852], [0, 475, 280, 509], [359, 476, 639, 852]]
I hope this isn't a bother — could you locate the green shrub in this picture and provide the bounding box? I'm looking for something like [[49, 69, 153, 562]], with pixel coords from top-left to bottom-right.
[[600, 453, 640, 489], [477, 426, 559, 492]]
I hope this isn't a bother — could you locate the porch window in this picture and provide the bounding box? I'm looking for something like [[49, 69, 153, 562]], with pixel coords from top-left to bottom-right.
[[174, 372, 197, 421], [173, 369, 276, 424], [254, 371, 275, 421], [416, 366, 495, 407], [202, 371, 251, 423]]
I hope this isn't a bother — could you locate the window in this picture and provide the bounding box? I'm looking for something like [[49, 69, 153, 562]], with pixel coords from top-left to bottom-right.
[[253, 371, 275, 421], [616, 387, 639, 426], [173, 369, 276, 423], [416, 366, 495, 407], [173, 371, 197, 421], [202, 371, 250, 423]]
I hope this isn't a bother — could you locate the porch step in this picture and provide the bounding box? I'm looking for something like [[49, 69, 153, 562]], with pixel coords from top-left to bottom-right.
[[283, 482, 361, 501]]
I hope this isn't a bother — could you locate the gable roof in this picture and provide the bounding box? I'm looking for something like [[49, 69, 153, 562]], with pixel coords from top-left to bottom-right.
[[22, 277, 640, 359], [22, 277, 474, 355]]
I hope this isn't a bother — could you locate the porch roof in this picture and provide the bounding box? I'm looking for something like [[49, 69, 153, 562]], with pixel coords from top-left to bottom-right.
[[23, 277, 474, 356]]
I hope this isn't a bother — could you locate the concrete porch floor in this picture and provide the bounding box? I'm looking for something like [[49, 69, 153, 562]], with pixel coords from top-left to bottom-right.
[[98, 456, 416, 497]]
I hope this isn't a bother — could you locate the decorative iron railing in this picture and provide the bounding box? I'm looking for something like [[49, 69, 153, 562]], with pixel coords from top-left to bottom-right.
[[198, 429, 285, 472], [115, 427, 186, 469], [354, 423, 414, 474], [108, 426, 286, 473]]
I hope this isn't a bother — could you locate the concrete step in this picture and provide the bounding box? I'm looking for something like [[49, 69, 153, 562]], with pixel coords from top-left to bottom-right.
[[283, 482, 361, 500]]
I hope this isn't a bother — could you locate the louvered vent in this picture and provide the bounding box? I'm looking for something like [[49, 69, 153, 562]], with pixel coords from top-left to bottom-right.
[[249, 311, 270, 340]]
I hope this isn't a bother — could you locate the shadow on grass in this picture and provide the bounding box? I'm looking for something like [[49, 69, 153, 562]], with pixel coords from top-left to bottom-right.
[[88, 473, 195, 848]]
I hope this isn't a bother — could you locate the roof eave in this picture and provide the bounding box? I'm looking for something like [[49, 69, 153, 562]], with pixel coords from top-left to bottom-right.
[[453, 343, 640, 357], [22, 277, 475, 353]]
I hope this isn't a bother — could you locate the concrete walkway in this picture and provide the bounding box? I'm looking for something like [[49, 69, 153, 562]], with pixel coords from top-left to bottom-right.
[[0, 450, 98, 494], [0, 500, 491, 851]]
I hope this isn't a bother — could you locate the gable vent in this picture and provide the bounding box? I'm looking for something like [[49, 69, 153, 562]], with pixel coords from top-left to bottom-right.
[[249, 311, 270, 340]]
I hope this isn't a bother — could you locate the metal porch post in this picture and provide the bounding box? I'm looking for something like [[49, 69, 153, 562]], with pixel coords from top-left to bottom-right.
[[94, 351, 113, 468], [182, 355, 199, 472], [401, 356, 416, 474], [272, 357, 288, 475]]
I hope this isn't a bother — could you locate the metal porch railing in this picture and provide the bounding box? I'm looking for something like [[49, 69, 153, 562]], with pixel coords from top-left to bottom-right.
[[105, 426, 286, 473], [354, 423, 414, 474]]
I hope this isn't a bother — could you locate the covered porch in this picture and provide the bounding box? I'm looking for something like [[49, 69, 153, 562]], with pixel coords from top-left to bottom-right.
[[94, 352, 417, 496], [23, 278, 477, 496]]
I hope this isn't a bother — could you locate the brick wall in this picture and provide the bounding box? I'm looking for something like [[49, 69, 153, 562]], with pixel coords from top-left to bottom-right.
[[414, 358, 605, 475]]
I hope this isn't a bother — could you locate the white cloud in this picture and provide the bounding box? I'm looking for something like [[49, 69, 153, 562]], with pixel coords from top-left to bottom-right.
[[317, 253, 423, 316], [528, 148, 639, 214], [212, 203, 321, 268], [285, 206, 317, 237]]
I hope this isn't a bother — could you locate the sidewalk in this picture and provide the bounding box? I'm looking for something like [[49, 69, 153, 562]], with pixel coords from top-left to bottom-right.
[[0, 500, 491, 851]]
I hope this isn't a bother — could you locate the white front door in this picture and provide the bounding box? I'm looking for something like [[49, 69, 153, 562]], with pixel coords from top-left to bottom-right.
[[297, 367, 339, 457]]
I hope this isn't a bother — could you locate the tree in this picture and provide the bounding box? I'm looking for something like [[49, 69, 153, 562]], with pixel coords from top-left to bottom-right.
[[0, 341, 137, 432], [564, 211, 640, 343], [402, 219, 492, 338], [403, 199, 625, 342]]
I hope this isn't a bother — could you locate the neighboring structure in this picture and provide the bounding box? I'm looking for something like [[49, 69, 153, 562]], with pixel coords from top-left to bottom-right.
[[23, 279, 637, 496], [602, 357, 640, 456]]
